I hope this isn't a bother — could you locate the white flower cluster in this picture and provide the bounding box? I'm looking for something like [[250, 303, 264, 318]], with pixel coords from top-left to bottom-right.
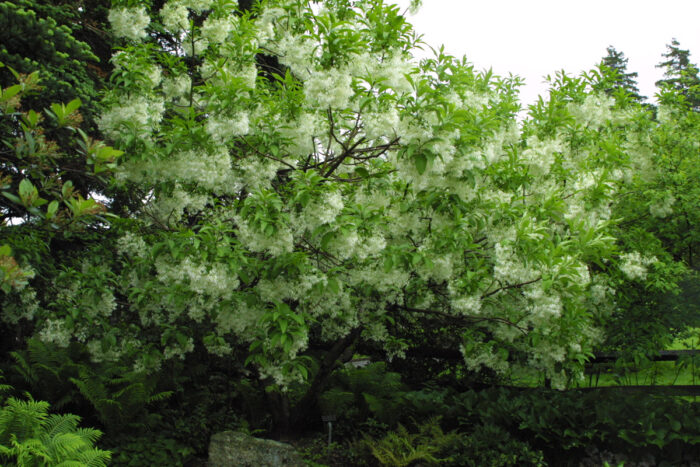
[[200, 60, 258, 89], [255, 7, 286, 48], [355, 235, 387, 260], [278, 112, 321, 156], [377, 54, 414, 94], [166, 148, 237, 193], [151, 185, 210, 223], [304, 70, 354, 109], [237, 156, 280, 191], [236, 217, 294, 256], [302, 191, 344, 229], [205, 113, 250, 143], [524, 285, 563, 320], [327, 230, 360, 260], [619, 251, 656, 281], [109, 7, 150, 41], [568, 93, 614, 129], [493, 242, 540, 284], [183, 36, 210, 56], [99, 95, 164, 140], [277, 34, 317, 77], [161, 1, 190, 32], [649, 194, 675, 218], [162, 75, 191, 100], [452, 295, 482, 315], [362, 108, 400, 141], [117, 232, 149, 259], [201, 16, 235, 44], [183, 0, 216, 13], [38, 319, 72, 348], [521, 136, 563, 176], [1, 287, 39, 324]]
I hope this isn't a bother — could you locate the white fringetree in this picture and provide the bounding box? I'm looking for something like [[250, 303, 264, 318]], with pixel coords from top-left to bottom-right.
[[11, 0, 680, 428]]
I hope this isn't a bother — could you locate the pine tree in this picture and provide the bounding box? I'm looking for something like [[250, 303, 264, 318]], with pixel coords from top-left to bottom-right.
[[601, 45, 644, 102], [656, 39, 700, 110]]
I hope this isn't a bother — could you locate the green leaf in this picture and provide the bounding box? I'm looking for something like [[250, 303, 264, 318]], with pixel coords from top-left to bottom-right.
[[62, 181, 74, 199], [327, 277, 340, 294], [414, 153, 427, 175], [2, 192, 21, 204], [671, 419, 681, 431]]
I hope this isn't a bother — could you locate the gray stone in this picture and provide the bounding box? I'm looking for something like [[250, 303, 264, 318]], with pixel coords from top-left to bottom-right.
[[208, 431, 305, 467]]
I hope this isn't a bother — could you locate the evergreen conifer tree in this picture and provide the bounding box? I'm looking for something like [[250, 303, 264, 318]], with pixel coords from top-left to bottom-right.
[[656, 39, 700, 110], [601, 45, 644, 102]]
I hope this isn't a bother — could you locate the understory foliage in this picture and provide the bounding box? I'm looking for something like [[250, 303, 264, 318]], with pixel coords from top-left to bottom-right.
[[0, 373, 111, 467], [2, 0, 700, 464]]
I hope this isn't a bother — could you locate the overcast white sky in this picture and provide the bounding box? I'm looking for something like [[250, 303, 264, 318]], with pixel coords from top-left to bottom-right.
[[394, 0, 700, 107]]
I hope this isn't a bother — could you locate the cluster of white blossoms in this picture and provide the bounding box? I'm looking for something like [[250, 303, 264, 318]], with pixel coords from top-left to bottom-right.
[[151, 185, 210, 224], [451, 294, 482, 316], [301, 191, 344, 229], [38, 319, 72, 348], [304, 70, 354, 109], [200, 60, 258, 89], [278, 112, 321, 157], [493, 242, 540, 284], [156, 258, 238, 304], [201, 15, 235, 44], [521, 136, 563, 177], [99, 95, 164, 140], [568, 93, 614, 130], [276, 34, 317, 77], [183, 36, 210, 56], [109, 6, 150, 41], [235, 216, 294, 256], [649, 194, 675, 218], [619, 252, 657, 281], [160, 1, 190, 32], [362, 108, 400, 141], [1, 287, 39, 324], [205, 113, 250, 143], [255, 7, 287, 48], [162, 75, 191, 100]]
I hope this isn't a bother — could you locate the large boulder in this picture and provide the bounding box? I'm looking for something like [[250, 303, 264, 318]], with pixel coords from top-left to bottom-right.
[[208, 431, 305, 467]]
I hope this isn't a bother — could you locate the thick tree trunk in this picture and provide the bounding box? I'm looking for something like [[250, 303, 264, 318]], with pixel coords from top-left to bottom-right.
[[267, 389, 291, 440], [287, 328, 361, 433]]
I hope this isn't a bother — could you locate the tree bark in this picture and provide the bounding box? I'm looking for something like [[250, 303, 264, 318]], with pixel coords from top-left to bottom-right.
[[288, 328, 361, 432]]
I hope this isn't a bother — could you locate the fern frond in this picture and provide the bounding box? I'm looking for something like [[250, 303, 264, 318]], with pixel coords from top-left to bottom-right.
[[147, 390, 173, 403], [55, 461, 88, 467], [44, 413, 81, 439], [10, 350, 38, 385], [73, 427, 103, 445], [0, 397, 49, 443], [10, 434, 51, 464], [44, 431, 90, 460], [75, 447, 111, 467]]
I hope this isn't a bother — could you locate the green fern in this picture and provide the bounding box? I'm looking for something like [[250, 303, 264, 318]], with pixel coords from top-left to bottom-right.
[[319, 362, 407, 424], [362, 418, 457, 467], [12, 339, 171, 430], [0, 397, 111, 466], [70, 368, 172, 430]]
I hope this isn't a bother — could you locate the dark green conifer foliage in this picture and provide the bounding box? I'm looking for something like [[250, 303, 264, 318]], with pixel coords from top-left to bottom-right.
[[0, 0, 111, 131], [656, 39, 700, 110], [601, 45, 644, 102]]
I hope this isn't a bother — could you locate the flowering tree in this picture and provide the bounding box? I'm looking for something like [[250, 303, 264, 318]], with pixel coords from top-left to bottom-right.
[[5, 0, 686, 431]]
